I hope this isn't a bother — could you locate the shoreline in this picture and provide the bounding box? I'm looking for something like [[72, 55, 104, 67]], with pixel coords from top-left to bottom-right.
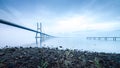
[[0, 47, 120, 68]]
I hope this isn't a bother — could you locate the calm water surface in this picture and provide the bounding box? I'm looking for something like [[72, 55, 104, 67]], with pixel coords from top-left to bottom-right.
[[0, 27, 120, 53], [43, 37, 120, 53]]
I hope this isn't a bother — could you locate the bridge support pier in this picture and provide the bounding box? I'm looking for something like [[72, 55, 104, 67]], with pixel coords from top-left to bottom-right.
[[35, 23, 42, 47]]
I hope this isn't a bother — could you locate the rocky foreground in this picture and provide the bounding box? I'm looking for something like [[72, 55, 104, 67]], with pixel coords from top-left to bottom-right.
[[0, 47, 120, 68]]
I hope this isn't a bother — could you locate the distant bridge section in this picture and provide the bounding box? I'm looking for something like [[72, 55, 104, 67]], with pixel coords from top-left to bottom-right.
[[87, 37, 120, 41]]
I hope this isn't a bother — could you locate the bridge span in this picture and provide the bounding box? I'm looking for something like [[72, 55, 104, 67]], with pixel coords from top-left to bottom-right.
[[87, 37, 120, 41], [0, 19, 54, 46]]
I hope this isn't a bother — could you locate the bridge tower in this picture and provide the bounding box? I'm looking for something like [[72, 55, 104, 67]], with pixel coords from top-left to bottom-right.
[[35, 23, 42, 46]]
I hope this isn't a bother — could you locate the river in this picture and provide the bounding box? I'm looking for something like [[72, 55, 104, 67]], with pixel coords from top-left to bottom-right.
[[43, 37, 120, 53], [0, 27, 120, 53]]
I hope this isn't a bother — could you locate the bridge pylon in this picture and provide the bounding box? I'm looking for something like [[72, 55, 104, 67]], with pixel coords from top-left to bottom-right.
[[35, 23, 42, 46]]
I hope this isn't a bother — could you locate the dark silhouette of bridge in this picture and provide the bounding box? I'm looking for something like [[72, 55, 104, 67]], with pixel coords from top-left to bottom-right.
[[0, 19, 54, 46]]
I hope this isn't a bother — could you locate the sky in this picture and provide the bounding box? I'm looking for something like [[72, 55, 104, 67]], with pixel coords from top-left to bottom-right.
[[0, 0, 120, 36]]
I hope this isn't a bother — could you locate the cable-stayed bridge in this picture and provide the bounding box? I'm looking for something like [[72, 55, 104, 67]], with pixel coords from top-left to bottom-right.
[[0, 19, 54, 46]]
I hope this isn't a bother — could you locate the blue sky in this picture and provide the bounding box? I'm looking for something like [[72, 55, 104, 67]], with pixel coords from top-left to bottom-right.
[[0, 0, 120, 36]]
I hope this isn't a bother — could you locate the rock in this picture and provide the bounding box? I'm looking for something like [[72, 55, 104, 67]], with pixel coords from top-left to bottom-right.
[[88, 60, 94, 64], [0, 52, 5, 56], [0, 47, 120, 68], [8, 63, 15, 68], [59, 46, 62, 48]]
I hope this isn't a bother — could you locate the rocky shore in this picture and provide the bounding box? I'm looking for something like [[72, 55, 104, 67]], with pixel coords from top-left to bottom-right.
[[0, 47, 120, 68]]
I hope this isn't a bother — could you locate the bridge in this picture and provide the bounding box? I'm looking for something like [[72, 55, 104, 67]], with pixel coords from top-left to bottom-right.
[[87, 37, 120, 41], [0, 19, 54, 46]]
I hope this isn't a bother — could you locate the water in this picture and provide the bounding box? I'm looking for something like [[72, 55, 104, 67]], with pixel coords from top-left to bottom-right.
[[43, 37, 120, 53], [0, 25, 120, 53], [1, 32, 120, 53]]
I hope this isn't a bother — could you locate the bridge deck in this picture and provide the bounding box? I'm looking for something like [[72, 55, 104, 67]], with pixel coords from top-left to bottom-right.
[[0, 19, 52, 37], [87, 37, 120, 41]]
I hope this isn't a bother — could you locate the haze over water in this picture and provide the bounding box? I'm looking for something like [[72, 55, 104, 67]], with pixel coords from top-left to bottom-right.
[[0, 27, 120, 53]]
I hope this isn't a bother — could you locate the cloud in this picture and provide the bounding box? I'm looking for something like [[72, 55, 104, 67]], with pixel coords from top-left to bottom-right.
[[48, 13, 120, 34], [1, 0, 120, 35]]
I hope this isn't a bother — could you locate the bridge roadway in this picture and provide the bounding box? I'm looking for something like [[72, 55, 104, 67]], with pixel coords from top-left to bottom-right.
[[0, 19, 53, 38]]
